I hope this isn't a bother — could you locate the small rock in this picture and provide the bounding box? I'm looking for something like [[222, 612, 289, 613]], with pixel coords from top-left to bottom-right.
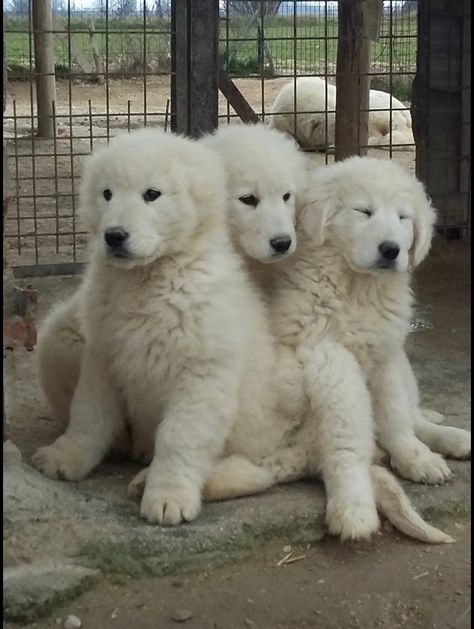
[[64, 615, 82, 629], [172, 608, 193, 623], [283, 545, 291, 553], [244, 620, 257, 628]]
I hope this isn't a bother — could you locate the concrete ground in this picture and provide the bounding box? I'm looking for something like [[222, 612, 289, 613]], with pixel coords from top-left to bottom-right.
[[3, 238, 471, 626]]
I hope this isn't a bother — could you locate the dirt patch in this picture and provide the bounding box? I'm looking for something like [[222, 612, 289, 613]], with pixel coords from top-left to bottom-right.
[[5, 520, 471, 629]]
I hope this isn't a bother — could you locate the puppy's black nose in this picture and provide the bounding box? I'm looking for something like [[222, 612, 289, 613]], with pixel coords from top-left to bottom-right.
[[104, 227, 129, 249], [378, 241, 400, 261], [270, 236, 292, 254]]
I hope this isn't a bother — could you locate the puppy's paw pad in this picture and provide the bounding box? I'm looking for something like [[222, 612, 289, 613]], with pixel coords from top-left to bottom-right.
[[140, 482, 201, 526], [31, 444, 88, 481], [325, 500, 380, 542]]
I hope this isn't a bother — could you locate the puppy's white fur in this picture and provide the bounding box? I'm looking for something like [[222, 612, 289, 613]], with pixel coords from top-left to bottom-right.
[[195, 128, 456, 543], [269, 77, 415, 151], [32, 129, 281, 526], [287, 156, 470, 485]]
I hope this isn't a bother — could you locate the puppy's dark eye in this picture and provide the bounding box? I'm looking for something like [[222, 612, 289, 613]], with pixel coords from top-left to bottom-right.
[[239, 194, 259, 207], [103, 189, 112, 201], [143, 188, 161, 202], [283, 192, 291, 202], [399, 215, 409, 221], [354, 208, 372, 217]]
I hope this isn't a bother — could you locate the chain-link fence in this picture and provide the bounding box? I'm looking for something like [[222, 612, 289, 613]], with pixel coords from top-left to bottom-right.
[[3, 0, 469, 273]]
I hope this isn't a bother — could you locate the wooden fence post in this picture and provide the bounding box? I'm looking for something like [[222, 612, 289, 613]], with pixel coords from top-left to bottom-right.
[[334, 0, 371, 161], [33, 0, 56, 138], [171, 0, 219, 137]]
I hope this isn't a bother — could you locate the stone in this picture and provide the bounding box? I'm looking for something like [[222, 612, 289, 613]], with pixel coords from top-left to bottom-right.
[[172, 608, 193, 623], [64, 614, 82, 629], [3, 562, 101, 622]]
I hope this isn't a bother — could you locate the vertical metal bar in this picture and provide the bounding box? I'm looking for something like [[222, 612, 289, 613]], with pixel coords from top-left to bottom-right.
[[28, 0, 39, 263], [52, 101, 60, 253], [142, 0, 148, 126], [67, 0, 77, 262], [173, 0, 189, 134]]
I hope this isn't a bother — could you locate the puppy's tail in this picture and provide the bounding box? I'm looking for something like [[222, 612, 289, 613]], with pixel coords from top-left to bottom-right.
[[371, 464, 454, 544]]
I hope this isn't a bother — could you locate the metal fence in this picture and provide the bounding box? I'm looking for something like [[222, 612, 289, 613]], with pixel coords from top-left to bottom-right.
[[3, 0, 469, 273]]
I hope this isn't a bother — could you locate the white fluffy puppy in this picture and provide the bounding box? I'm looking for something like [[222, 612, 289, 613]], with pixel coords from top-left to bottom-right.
[[32, 129, 276, 526], [269, 77, 414, 150], [280, 156, 470, 485]]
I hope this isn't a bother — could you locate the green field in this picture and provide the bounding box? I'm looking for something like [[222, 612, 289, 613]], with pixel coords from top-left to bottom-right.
[[5, 14, 417, 98]]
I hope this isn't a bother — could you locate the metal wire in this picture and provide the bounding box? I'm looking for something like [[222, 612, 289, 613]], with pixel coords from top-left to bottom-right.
[[3, 0, 469, 273]]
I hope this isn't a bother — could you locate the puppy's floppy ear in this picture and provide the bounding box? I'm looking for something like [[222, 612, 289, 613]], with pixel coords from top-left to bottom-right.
[[410, 188, 436, 267], [297, 174, 336, 245]]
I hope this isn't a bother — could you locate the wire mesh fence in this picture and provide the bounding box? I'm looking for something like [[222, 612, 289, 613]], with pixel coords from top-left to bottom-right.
[[3, 0, 469, 273]]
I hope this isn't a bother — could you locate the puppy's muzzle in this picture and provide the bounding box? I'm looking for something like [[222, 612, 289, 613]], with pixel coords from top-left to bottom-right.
[[104, 227, 130, 257], [270, 235, 292, 255]]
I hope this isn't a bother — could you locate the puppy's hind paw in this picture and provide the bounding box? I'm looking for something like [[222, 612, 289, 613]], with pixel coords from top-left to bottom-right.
[[391, 449, 452, 485]]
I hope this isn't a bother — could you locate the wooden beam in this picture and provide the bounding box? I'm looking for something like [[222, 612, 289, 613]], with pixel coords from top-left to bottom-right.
[[334, 0, 371, 161], [172, 0, 219, 137], [33, 0, 56, 138], [218, 71, 259, 124]]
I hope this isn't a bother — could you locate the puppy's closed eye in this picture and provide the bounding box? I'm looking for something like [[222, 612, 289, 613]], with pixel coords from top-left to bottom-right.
[[354, 208, 372, 217]]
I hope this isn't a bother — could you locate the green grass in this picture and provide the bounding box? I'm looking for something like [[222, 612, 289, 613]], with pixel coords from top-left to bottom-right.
[[5, 14, 417, 99]]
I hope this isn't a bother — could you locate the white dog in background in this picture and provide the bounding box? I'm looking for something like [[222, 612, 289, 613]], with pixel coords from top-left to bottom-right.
[[32, 129, 282, 527], [269, 77, 415, 151]]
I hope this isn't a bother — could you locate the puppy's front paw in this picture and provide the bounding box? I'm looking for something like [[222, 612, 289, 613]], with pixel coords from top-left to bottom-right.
[[391, 448, 452, 485], [325, 499, 380, 542], [140, 478, 201, 526], [31, 439, 91, 481]]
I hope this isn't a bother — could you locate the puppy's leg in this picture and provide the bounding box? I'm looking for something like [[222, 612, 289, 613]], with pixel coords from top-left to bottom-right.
[[37, 296, 84, 424], [299, 342, 380, 542], [140, 367, 238, 526], [370, 351, 452, 484], [400, 351, 471, 459], [32, 348, 125, 481]]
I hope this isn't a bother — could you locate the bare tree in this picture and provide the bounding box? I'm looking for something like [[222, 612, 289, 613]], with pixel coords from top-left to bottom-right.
[[6, 0, 30, 16], [228, 1, 282, 16]]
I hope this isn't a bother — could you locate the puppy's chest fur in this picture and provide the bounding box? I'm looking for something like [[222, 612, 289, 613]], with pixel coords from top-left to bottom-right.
[[273, 249, 413, 367], [81, 256, 236, 402]]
